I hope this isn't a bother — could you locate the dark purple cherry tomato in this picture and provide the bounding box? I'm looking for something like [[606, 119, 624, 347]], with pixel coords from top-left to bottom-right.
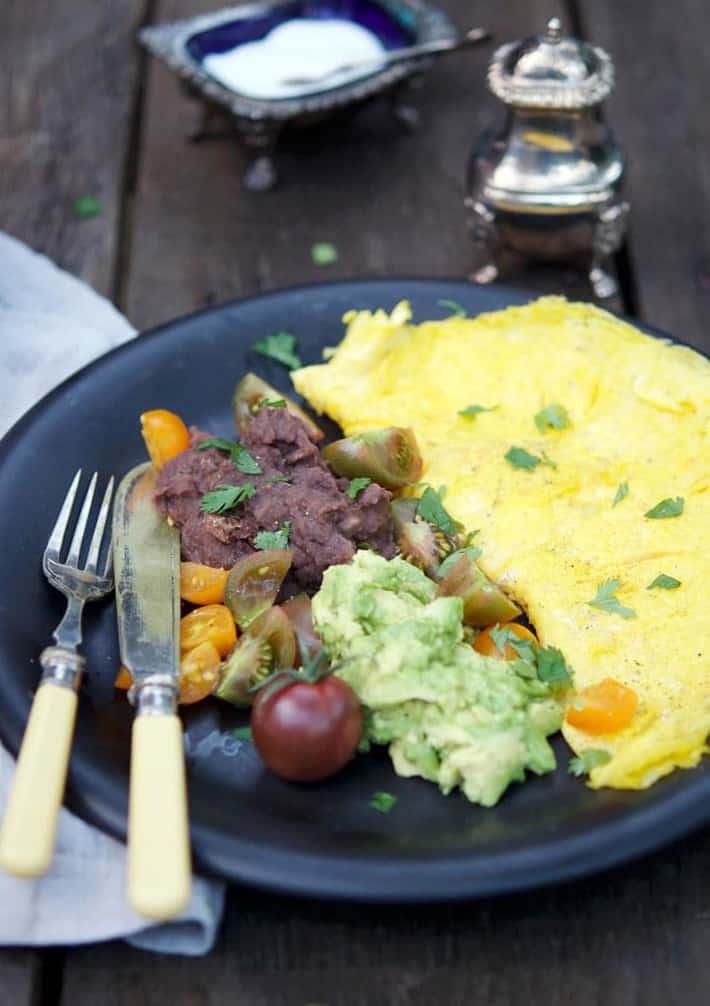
[[251, 675, 362, 782]]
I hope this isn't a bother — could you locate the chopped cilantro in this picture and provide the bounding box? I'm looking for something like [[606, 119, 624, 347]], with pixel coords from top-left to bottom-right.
[[534, 404, 570, 432], [346, 477, 372, 499], [73, 195, 100, 218], [458, 403, 497, 419], [588, 578, 636, 619], [254, 521, 291, 550], [311, 242, 338, 266], [568, 749, 611, 777], [505, 446, 542, 470], [437, 299, 467, 318], [268, 474, 291, 483], [437, 539, 482, 577], [200, 482, 256, 515], [252, 331, 302, 370], [486, 626, 573, 687], [416, 485, 457, 536], [645, 496, 684, 519], [369, 791, 397, 813], [647, 573, 681, 590], [254, 397, 287, 411], [233, 726, 253, 742], [612, 481, 629, 507], [536, 646, 573, 687], [196, 437, 262, 475], [541, 450, 557, 470]]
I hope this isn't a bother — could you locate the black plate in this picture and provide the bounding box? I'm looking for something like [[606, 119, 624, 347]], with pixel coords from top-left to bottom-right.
[[1, 279, 708, 901]]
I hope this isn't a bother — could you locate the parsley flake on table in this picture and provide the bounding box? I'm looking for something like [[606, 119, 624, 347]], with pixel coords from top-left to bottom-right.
[[346, 477, 372, 499], [252, 331, 302, 370], [197, 437, 262, 475], [437, 299, 468, 318], [568, 749, 611, 777], [588, 578, 637, 619], [647, 573, 682, 590], [311, 242, 338, 266], [644, 496, 684, 519], [73, 195, 100, 218], [505, 446, 542, 470], [233, 726, 253, 742], [254, 397, 287, 411], [254, 521, 291, 550], [458, 403, 497, 419], [612, 481, 629, 507], [534, 403, 570, 432], [369, 791, 398, 813], [416, 485, 458, 536], [200, 482, 256, 515]]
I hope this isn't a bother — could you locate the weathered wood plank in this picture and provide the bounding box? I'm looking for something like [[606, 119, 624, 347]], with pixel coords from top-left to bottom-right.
[[578, 0, 710, 352], [0, 949, 42, 1006], [123, 0, 594, 331], [0, 0, 147, 297]]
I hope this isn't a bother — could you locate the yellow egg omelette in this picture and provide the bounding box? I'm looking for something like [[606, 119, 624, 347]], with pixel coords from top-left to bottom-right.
[[292, 297, 710, 790]]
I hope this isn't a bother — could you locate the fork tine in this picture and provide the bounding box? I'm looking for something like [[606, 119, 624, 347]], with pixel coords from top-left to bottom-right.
[[44, 469, 82, 562], [102, 544, 114, 582], [64, 472, 97, 567], [84, 476, 114, 573]]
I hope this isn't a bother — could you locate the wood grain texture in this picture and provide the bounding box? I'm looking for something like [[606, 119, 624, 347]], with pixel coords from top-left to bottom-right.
[[579, 0, 710, 352], [0, 0, 146, 296], [122, 0, 592, 330]]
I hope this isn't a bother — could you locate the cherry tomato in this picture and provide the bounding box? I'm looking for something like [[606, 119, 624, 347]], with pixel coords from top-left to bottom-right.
[[323, 427, 422, 490], [223, 549, 292, 629], [214, 605, 296, 707], [180, 562, 229, 605], [232, 373, 324, 442], [565, 677, 638, 735], [140, 409, 190, 470], [280, 594, 322, 663], [251, 674, 362, 782], [437, 554, 521, 627], [179, 604, 236, 657], [114, 665, 132, 690], [179, 641, 221, 704], [474, 623, 539, 660]]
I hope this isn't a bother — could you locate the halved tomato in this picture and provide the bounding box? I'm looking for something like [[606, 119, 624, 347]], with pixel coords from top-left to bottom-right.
[[180, 562, 229, 605], [179, 604, 237, 657], [179, 641, 221, 704], [140, 409, 190, 470], [566, 678, 638, 734]]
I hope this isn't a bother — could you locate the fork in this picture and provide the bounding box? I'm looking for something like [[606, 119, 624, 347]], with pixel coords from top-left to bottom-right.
[[0, 470, 114, 877]]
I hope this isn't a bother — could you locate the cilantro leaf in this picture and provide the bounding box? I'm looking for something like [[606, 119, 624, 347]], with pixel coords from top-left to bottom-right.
[[200, 482, 256, 515], [486, 625, 573, 689], [568, 749, 612, 777], [536, 646, 573, 687], [73, 195, 100, 218], [196, 437, 238, 453], [252, 331, 302, 370], [612, 481, 629, 507], [645, 496, 684, 519], [437, 544, 482, 577], [505, 446, 542, 470], [196, 437, 262, 475], [588, 578, 637, 619], [541, 450, 557, 470], [254, 397, 287, 411], [534, 404, 570, 432], [369, 791, 397, 813], [416, 486, 457, 536], [647, 573, 681, 590], [437, 299, 467, 318], [254, 521, 291, 550], [346, 477, 372, 499], [458, 403, 497, 419], [268, 474, 291, 483], [233, 726, 253, 741], [311, 242, 338, 266]]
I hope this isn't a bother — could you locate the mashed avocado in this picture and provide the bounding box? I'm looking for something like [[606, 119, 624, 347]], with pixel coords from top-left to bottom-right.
[[312, 551, 564, 807]]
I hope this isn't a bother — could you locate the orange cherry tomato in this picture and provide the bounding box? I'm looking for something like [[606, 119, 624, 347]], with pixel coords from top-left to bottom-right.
[[114, 665, 132, 690], [179, 604, 237, 657], [566, 677, 638, 735], [180, 562, 229, 605], [473, 622, 539, 660], [179, 641, 221, 704], [140, 409, 190, 470]]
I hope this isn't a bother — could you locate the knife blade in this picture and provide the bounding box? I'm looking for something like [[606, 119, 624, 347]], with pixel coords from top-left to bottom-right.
[[113, 462, 191, 921]]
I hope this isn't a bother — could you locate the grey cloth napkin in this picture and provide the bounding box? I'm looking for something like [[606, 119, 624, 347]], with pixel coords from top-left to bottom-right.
[[0, 232, 226, 955]]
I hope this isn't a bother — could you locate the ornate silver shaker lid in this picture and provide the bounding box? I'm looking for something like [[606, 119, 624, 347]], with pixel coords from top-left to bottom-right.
[[487, 16, 614, 109]]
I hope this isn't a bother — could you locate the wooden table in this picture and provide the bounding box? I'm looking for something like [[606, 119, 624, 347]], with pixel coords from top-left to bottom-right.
[[2, 0, 709, 1002]]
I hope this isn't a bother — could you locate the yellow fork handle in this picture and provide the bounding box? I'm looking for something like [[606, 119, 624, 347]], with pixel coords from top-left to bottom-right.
[[127, 713, 192, 921], [0, 682, 78, 876]]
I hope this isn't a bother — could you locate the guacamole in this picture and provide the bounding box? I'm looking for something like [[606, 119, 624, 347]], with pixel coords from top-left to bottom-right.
[[312, 551, 564, 807]]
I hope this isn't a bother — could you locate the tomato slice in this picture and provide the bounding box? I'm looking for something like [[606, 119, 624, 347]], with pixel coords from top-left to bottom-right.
[[140, 409, 190, 470], [473, 623, 539, 660], [223, 549, 293, 629], [566, 677, 639, 734], [179, 641, 221, 704], [179, 604, 237, 658], [180, 562, 229, 605]]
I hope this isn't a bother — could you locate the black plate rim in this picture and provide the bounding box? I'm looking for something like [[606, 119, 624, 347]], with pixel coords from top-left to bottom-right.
[[1, 276, 708, 902]]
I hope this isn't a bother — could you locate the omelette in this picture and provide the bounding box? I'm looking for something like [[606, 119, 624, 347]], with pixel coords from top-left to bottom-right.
[[292, 297, 710, 790]]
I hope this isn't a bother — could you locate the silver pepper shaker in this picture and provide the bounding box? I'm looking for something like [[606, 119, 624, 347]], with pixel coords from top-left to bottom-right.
[[465, 17, 628, 299]]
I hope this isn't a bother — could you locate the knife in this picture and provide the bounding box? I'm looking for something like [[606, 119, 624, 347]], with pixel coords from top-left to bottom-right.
[[113, 462, 191, 921]]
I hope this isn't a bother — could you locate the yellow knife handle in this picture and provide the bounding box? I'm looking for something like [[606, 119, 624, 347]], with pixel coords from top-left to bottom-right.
[[128, 707, 191, 921], [0, 647, 83, 876]]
